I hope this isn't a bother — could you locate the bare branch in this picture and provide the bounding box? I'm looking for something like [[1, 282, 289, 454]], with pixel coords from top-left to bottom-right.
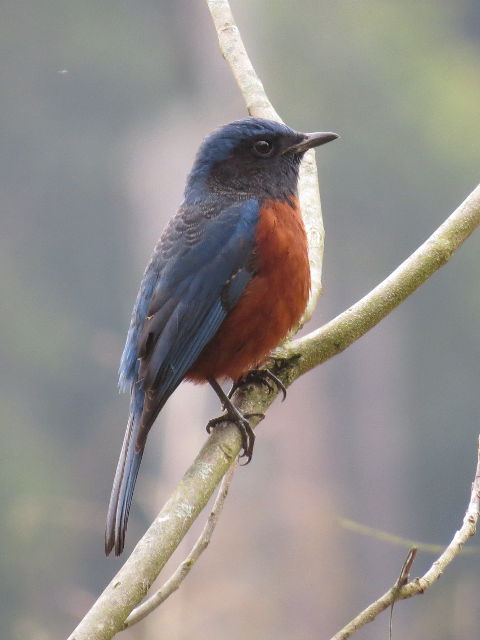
[[123, 459, 238, 628], [277, 183, 480, 377], [329, 436, 480, 640], [389, 548, 417, 639], [205, 0, 279, 120], [67, 427, 246, 640], [205, 0, 325, 323]]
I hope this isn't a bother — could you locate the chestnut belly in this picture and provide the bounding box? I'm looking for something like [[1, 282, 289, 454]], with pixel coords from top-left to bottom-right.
[[187, 198, 310, 382]]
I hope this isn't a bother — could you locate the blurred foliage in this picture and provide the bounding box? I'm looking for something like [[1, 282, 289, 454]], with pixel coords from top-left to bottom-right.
[[0, 1, 479, 639]]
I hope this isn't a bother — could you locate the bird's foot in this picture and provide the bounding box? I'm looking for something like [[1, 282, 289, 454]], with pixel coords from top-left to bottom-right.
[[206, 408, 264, 464], [207, 377, 266, 463], [228, 369, 287, 402]]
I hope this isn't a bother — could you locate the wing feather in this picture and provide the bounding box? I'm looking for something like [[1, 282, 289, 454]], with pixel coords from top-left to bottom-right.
[[105, 197, 260, 554]]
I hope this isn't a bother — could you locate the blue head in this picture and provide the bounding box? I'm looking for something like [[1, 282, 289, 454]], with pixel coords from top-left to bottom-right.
[[185, 117, 338, 202]]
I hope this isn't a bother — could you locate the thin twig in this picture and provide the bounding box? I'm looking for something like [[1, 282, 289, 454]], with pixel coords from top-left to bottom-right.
[[329, 436, 480, 640], [205, 0, 326, 324], [124, 459, 238, 628], [389, 548, 417, 639]]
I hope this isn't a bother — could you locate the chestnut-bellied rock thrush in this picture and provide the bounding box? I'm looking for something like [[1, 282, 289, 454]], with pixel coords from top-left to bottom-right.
[[105, 117, 338, 555]]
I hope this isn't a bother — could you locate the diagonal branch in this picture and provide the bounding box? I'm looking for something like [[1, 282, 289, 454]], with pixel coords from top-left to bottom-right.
[[205, 0, 326, 324], [205, 0, 280, 120], [277, 183, 480, 378], [68, 428, 244, 640], [123, 458, 238, 628], [329, 436, 480, 640]]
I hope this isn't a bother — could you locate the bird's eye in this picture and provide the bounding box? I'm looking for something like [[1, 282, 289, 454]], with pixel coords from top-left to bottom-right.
[[252, 140, 274, 157]]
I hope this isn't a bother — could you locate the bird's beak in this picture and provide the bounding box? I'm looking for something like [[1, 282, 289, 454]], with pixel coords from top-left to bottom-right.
[[283, 131, 339, 154]]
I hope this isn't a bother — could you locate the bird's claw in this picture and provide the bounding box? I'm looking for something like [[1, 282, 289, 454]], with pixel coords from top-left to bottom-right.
[[228, 369, 287, 402], [206, 418, 218, 435], [206, 411, 264, 463]]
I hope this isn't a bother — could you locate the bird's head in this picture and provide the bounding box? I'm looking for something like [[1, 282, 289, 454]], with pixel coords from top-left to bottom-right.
[[186, 117, 338, 202]]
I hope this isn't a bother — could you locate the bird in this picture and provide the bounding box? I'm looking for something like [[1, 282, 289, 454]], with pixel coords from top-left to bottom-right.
[[105, 117, 338, 555]]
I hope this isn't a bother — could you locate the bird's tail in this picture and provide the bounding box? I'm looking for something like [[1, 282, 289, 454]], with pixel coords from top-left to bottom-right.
[[105, 389, 145, 556]]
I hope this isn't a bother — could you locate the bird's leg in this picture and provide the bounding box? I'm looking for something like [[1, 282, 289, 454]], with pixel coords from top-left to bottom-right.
[[228, 369, 287, 402], [207, 377, 263, 463]]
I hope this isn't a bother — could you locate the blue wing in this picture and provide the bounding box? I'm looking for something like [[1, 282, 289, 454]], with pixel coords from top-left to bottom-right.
[[105, 197, 259, 554]]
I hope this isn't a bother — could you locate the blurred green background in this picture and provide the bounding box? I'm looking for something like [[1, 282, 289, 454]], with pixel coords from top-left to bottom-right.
[[1, 1, 479, 638]]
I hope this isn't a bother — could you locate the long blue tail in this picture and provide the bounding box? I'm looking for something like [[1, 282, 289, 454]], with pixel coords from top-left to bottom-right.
[[105, 388, 145, 556]]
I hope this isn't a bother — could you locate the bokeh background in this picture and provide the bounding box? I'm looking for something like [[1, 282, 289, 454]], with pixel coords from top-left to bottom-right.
[[1, 1, 479, 638]]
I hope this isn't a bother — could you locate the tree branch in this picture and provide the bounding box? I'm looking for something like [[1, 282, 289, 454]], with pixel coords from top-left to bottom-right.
[[277, 183, 480, 377], [329, 436, 480, 640], [205, 0, 325, 324], [123, 459, 238, 628], [68, 427, 244, 640]]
